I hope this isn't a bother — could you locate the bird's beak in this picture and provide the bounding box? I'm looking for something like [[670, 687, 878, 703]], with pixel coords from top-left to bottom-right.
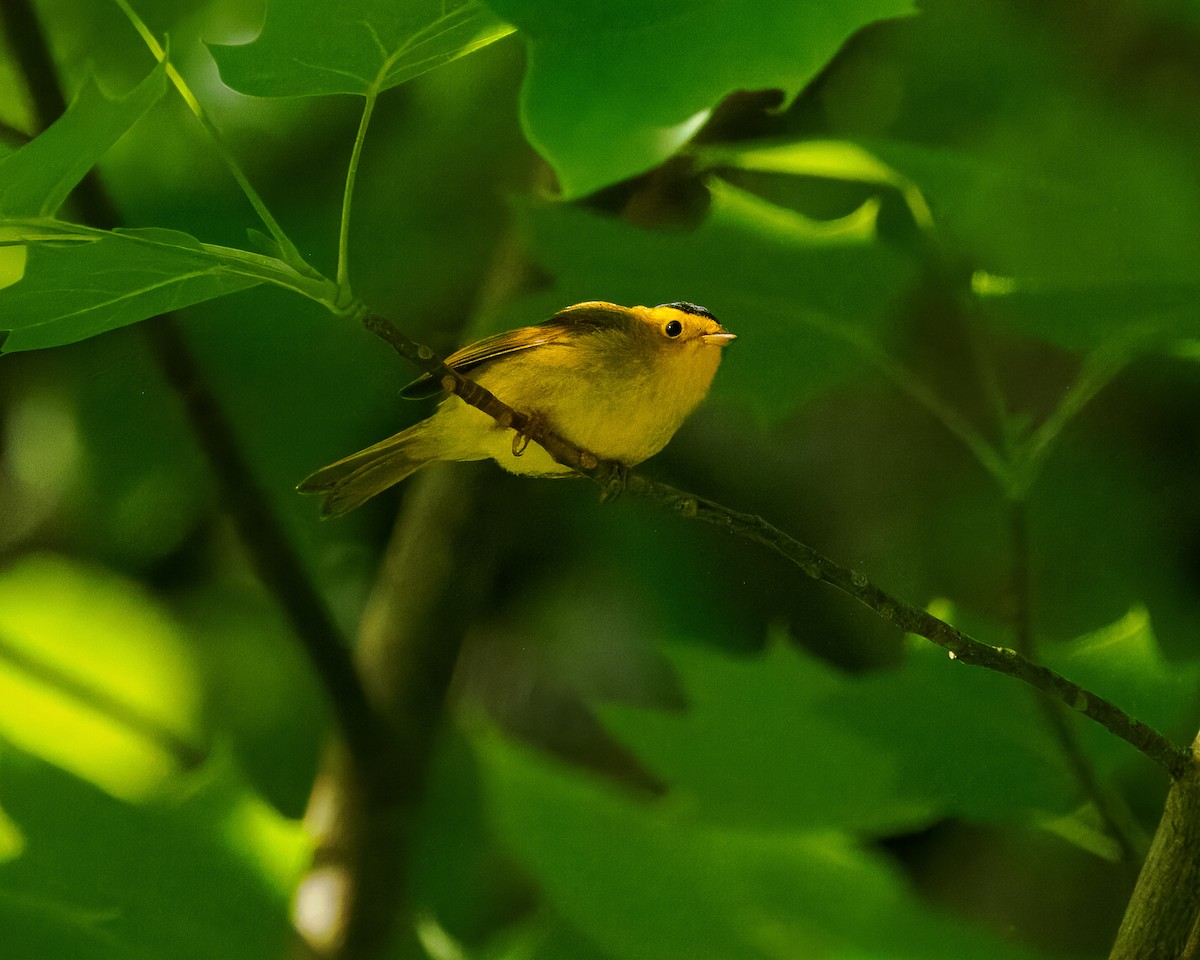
[[702, 331, 736, 346]]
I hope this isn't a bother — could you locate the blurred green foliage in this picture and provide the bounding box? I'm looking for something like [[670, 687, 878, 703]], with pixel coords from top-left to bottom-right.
[[1, 0, 1199, 958]]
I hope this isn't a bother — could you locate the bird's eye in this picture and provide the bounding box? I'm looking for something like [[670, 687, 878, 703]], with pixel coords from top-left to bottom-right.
[[664, 319, 683, 338]]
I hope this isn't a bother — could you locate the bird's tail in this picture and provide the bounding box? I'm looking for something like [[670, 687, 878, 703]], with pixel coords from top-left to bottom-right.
[[298, 422, 439, 517]]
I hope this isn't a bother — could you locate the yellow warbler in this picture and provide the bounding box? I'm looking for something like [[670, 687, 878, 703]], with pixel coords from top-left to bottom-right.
[[299, 300, 735, 516]]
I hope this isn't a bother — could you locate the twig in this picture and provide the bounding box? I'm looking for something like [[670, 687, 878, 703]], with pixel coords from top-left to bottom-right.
[[361, 310, 1193, 780]]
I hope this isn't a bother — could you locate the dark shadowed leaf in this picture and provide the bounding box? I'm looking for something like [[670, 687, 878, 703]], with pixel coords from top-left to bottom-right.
[[475, 733, 1041, 960], [599, 634, 1078, 833], [0, 749, 309, 960]]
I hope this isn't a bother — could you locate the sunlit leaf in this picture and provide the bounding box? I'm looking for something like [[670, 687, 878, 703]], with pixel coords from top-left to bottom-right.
[[0, 224, 262, 352], [1032, 803, 1125, 863], [0, 62, 165, 218], [485, 0, 916, 197], [475, 733, 1040, 960], [0, 245, 25, 289], [210, 0, 515, 98], [699, 139, 935, 232], [0, 555, 204, 799], [0, 803, 23, 863]]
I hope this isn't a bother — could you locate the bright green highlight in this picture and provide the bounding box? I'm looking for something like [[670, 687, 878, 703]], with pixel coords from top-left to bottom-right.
[[0, 245, 26, 289], [0, 555, 203, 800], [210, 0, 515, 98], [486, 0, 916, 197], [699, 139, 935, 232], [220, 786, 314, 896], [0, 804, 24, 863]]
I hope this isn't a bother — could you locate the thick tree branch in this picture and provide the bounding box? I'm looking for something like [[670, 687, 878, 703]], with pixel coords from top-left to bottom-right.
[[1109, 734, 1200, 959], [363, 311, 1193, 781]]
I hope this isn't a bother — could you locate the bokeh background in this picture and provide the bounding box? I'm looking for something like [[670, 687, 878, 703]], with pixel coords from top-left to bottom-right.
[[1, 0, 1199, 957]]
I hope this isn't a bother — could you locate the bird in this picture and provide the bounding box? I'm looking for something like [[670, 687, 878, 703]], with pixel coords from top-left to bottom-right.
[[298, 300, 735, 516]]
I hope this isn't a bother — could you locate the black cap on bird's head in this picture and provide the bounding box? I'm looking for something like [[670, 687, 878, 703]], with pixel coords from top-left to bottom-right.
[[656, 301, 717, 322]]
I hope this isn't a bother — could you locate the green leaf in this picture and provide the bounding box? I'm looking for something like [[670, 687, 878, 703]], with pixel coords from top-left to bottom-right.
[[699, 139, 935, 232], [0, 223, 263, 352], [1044, 607, 1200, 771], [599, 636, 1078, 833], [486, 0, 916, 198], [0, 555, 205, 800], [508, 178, 919, 422], [210, 0, 515, 98], [0, 63, 166, 218], [475, 733, 1040, 960], [0, 748, 311, 960]]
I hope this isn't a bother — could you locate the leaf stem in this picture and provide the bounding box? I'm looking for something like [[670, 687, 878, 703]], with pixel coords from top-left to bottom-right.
[[111, 0, 323, 281], [1012, 342, 1130, 497], [802, 310, 1012, 486], [338, 90, 379, 289]]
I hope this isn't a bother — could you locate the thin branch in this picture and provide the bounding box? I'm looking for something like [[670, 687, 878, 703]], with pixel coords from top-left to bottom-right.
[[632, 476, 1191, 778], [361, 310, 1193, 780]]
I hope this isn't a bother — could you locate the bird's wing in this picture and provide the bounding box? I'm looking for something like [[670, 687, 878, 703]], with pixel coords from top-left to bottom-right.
[[400, 303, 623, 399]]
